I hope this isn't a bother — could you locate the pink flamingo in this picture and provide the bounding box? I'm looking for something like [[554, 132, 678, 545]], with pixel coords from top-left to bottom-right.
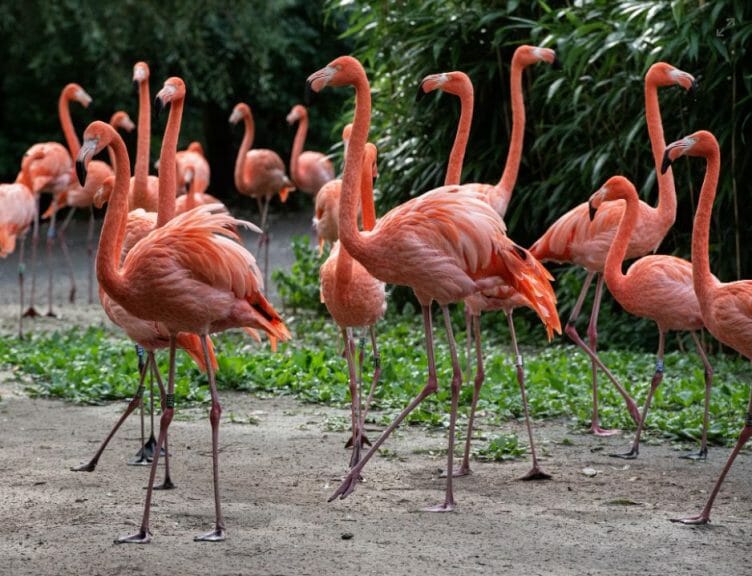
[[309, 55, 559, 511], [418, 44, 560, 480], [588, 176, 714, 460], [0, 175, 37, 337], [286, 104, 335, 195], [230, 102, 295, 286], [78, 113, 290, 542], [320, 140, 385, 466], [530, 62, 697, 435], [129, 62, 160, 212], [176, 141, 210, 195], [663, 130, 752, 524]]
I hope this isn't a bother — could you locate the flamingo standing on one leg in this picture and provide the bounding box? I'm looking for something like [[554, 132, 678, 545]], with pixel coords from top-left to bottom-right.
[[320, 141, 385, 467], [586, 176, 714, 460], [662, 130, 752, 524], [286, 104, 335, 196], [0, 176, 36, 338], [530, 62, 697, 435], [417, 45, 560, 480], [78, 115, 290, 543], [230, 102, 295, 287], [309, 55, 559, 511]]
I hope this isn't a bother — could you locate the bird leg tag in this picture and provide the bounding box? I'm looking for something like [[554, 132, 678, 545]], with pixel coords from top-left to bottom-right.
[[655, 360, 665, 374], [166, 394, 175, 409], [516, 354, 524, 368], [745, 412, 752, 427]]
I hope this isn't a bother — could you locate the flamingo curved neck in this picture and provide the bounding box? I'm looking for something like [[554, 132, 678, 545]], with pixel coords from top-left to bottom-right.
[[692, 145, 721, 307], [96, 130, 133, 306], [645, 74, 676, 228], [234, 111, 254, 192], [603, 189, 638, 300], [360, 148, 376, 231], [156, 97, 183, 227], [290, 111, 308, 183], [444, 87, 473, 186], [496, 56, 527, 203], [59, 92, 81, 158], [338, 71, 373, 264], [133, 78, 152, 205]]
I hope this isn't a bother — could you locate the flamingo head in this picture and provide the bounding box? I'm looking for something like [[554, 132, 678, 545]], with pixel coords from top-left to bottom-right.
[[286, 104, 307, 125], [64, 83, 92, 108], [588, 176, 636, 221], [155, 76, 185, 116], [229, 103, 250, 125], [647, 62, 697, 95], [416, 71, 473, 101], [77, 121, 117, 186], [306, 56, 365, 99], [661, 130, 717, 174], [514, 45, 559, 68], [133, 61, 150, 90], [110, 111, 135, 133], [187, 141, 205, 155]]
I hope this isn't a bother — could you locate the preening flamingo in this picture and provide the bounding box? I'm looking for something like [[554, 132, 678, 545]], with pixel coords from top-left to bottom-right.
[[309, 55, 560, 511], [0, 176, 36, 337], [418, 44, 561, 479], [230, 102, 295, 286], [78, 116, 290, 543], [286, 104, 335, 195], [663, 130, 752, 525], [588, 176, 714, 460], [530, 62, 697, 435], [320, 141, 385, 467]]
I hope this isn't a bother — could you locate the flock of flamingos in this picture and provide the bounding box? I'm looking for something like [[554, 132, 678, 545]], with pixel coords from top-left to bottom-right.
[[0, 46, 749, 543]]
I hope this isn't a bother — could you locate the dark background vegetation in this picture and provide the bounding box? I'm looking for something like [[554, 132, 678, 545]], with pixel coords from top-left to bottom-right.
[[1, 0, 749, 351]]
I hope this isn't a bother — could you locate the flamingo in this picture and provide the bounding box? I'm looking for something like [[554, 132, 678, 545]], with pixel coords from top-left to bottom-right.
[[587, 176, 714, 460], [0, 175, 36, 338], [309, 55, 559, 511], [230, 102, 295, 287], [313, 124, 353, 254], [418, 44, 560, 480], [176, 141, 210, 195], [78, 112, 290, 542], [286, 104, 335, 195], [529, 62, 697, 435], [128, 61, 160, 212], [662, 130, 752, 524], [320, 140, 385, 467]]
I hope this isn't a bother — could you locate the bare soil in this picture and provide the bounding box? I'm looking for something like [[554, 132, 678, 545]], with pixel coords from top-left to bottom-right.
[[1, 216, 750, 576]]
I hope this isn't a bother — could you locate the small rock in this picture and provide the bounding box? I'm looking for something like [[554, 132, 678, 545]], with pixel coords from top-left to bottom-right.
[[582, 467, 598, 477], [341, 532, 354, 540]]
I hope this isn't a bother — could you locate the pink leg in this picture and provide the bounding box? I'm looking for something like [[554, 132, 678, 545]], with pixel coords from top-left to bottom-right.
[[256, 196, 271, 290], [611, 330, 666, 459], [671, 389, 752, 525], [679, 332, 713, 461], [44, 207, 58, 317], [150, 355, 175, 490], [564, 273, 640, 434], [452, 313, 482, 477], [71, 349, 149, 472], [86, 206, 95, 304], [360, 325, 381, 429], [464, 302, 473, 384], [22, 198, 40, 318], [508, 312, 551, 481], [129, 347, 153, 466], [342, 327, 363, 468], [116, 339, 177, 544], [330, 305, 439, 502], [18, 235, 27, 338], [194, 334, 226, 541]]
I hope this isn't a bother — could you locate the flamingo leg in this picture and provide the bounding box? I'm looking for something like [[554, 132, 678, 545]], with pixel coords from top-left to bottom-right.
[[611, 330, 666, 459], [342, 328, 363, 469], [679, 332, 714, 461], [71, 348, 150, 472], [452, 312, 483, 478], [44, 205, 59, 317], [359, 326, 381, 438], [116, 338, 177, 544], [508, 312, 551, 481], [22, 197, 40, 318], [464, 302, 473, 384], [424, 305, 461, 512], [151, 354, 175, 490], [129, 346, 153, 466], [671, 388, 752, 525], [18, 235, 27, 339], [86, 205, 95, 304], [194, 334, 226, 542], [564, 273, 640, 434], [57, 206, 78, 304], [330, 305, 439, 502], [256, 196, 271, 289]]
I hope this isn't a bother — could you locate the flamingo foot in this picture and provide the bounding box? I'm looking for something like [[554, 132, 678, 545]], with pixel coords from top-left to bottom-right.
[[669, 514, 710, 526], [328, 471, 361, 502], [194, 527, 226, 542], [45, 310, 57, 318], [609, 447, 639, 460], [344, 431, 372, 449], [70, 460, 97, 472], [439, 466, 471, 478], [518, 466, 552, 481], [128, 453, 151, 466], [626, 399, 642, 426], [22, 306, 40, 318], [591, 425, 621, 437], [152, 477, 176, 491], [422, 501, 455, 513], [115, 530, 152, 544], [679, 448, 708, 461]]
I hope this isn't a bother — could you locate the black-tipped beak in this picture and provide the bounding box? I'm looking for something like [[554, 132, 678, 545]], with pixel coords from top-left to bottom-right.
[[154, 96, 165, 117], [588, 201, 597, 222], [305, 80, 316, 107], [661, 150, 673, 175], [133, 80, 139, 92], [416, 83, 427, 102], [552, 55, 562, 70], [688, 79, 698, 99], [76, 160, 87, 187]]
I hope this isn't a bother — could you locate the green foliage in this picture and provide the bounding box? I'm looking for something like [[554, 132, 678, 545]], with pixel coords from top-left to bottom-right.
[[326, 0, 752, 348], [272, 235, 327, 312], [474, 432, 527, 462]]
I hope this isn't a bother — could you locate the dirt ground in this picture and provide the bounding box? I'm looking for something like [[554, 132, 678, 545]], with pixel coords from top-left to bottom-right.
[[1, 216, 751, 576]]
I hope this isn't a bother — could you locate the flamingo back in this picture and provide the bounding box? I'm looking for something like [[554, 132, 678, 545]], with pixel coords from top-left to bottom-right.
[[240, 149, 293, 200], [0, 183, 36, 257], [295, 151, 335, 195], [313, 179, 341, 250]]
